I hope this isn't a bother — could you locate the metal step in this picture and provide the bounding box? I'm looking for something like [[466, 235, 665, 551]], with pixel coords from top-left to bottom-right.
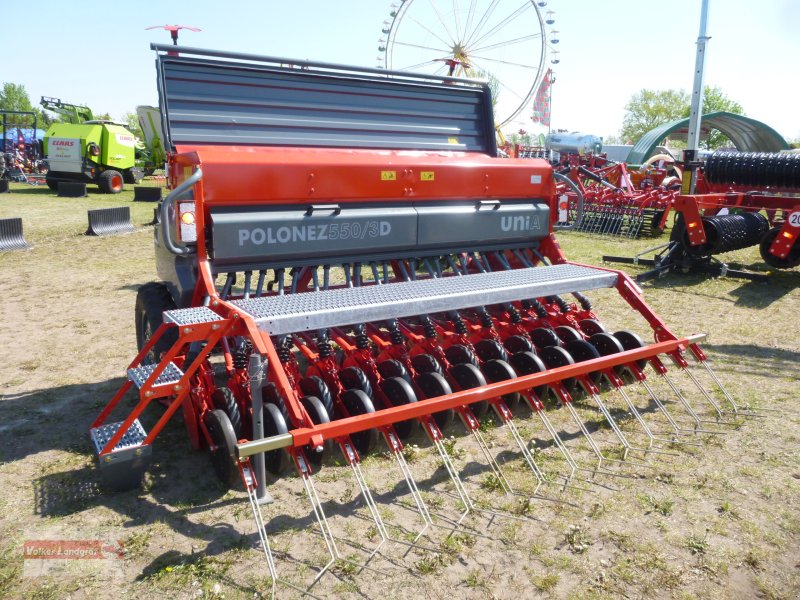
[[127, 362, 183, 389], [231, 263, 618, 335], [163, 306, 224, 326], [90, 419, 147, 455]]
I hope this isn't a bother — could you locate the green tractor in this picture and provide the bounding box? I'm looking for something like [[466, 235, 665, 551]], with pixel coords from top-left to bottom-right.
[[41, 97, 143, 193]]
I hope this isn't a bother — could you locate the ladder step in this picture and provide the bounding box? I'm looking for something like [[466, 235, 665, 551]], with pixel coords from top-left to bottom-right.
[[163, 306, 224, 326], [127, 362, 183, 389], [90, 419, 147, 454]]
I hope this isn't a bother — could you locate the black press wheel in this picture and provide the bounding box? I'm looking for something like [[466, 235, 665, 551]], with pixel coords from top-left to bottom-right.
[[474, 338, 509, 362], [445, 344, 479, 367], [212, 386, 242, 438], [204, 409, 239, 488], [379, 376, 418, 440], [339, 366, 374, 399], [529, 327, 561, 350], [98, 169, 124, 194], [480, 358, 521, 410], [508, 351, 549, 399], [449, 362, 489, 420], [760, 226, 800, 269], [539, 345, 577, 393], [299, 376, 334, 418], [340, 388, 379, 456], [301, 395, 332, 467], [263, 402, 292, 475], [579, 318, 607, 336], [415, 371, 454, 431], [564, 339, 603, 385], [555, 326, 583, 344], [134, 282, 178, 365], [378, 359, 412, 383], [503, 334, 534, 354], [613, 330, 648, 371], [411, 353, 443, 375]]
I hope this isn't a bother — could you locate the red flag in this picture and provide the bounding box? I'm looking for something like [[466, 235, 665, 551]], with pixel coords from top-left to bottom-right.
[[531, 68, 553, 126]]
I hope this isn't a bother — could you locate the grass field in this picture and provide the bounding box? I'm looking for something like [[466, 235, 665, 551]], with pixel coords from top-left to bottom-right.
[[0, 181, 798, 599]]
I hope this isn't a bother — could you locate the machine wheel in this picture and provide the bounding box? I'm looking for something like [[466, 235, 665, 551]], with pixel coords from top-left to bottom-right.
[[480, 358, 520, 410], [301, 395, 332, 467], [760, 226, 800, 269], [415, 371, 454, 431], [411, 353, 443, 375], [529, 327, 561, 349], [564, 339, 603, 384], [339, 366, 374, 399], [341, 389, 379, 456], [445, 344, 479, 366], [134, 282, 178, 365], [474, 338, 509, 362], [299, 376, 334, 418], [378, 359, 412, 383], [380, 376, 418, 439], [262, 402, 293, 475], [45, 173, 59, 191], [509, 351, 549, 399], [555, 326, 583, 344], [204, 409, 239, 487], [212, 386, 242, 438], [579, 318, 607, 336], [613, 330, 648, 371], [98, 169, 124, 194], [449, 362, 489, 420], [503, 334, 534, 354], [539, 346, 577, 393], [589, 332, 625, 356]]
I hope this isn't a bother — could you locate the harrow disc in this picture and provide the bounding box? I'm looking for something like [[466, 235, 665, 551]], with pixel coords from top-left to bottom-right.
[[508, 351, 549, 399], [481, 358, 521, 410], [475, 338, 509, 362], [301, 395, 333, 466], [613, 330, 648, 371], [503, 334, 534, 354], [415, 371, 455, 431], [445, 344, 479, 366], [300, 376, 334, 417], [339, 366, 374, 399], [411, 353, 443, 375], [450, 362, 489, 420], [341, 388, 380, 456], [380, 376, 418, 439], [378, 359, 412, 383], [564, 339, 603, 384], [204, 409, 239, 487], [262, 402, 293, 476], [578, 318, 607, 336], [539, 345, 576, 392], [529, 327, 561, 350], [760, 226, 800, 269]]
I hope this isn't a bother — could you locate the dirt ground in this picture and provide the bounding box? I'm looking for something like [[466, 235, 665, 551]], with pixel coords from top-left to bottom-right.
[[1, 182, 798, 599]]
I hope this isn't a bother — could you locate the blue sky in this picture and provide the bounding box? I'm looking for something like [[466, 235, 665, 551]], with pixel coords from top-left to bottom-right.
[[5, 0, 799, 141]]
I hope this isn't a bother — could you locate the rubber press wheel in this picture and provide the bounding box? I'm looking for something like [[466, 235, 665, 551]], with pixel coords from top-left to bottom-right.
[[445, 344, 479, 367], [204, 409, 239, 488], [481, 358, 521, 410], [613, 330, 648, 371], [539, 346, 577, 393], [380, 376, 418, 440], [411, 353, 443, 375], [378, 359, 412, 383], [340, 389, 379, 456], [564, 339, 603, 385], [211, 386, 243, 438], [449, 362, 489, 420], [555, 326, 584, 344], [339, 366, 374, 399], [262, 402, 292, 476], [301, 395, 332, 467], [474, 339, 509, 362], [299, 376, 334, 418], [134, 282, 178, 365], [503, 334, 534, 354], [579, 318, 607, 336], [509, 351, 549, 400], [415, 371, 455, 431], [529, 327, 562, 350]]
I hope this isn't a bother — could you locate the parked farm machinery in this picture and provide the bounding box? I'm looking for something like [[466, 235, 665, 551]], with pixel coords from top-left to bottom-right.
[[604, 150, 800, 280], [91, 45, 748, 590]]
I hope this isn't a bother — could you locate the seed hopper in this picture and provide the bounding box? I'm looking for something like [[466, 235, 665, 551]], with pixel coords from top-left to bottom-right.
[[91, 45, 747, 591]]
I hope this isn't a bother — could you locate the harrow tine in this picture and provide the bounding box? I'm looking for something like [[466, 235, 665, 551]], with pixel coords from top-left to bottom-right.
[[638, 379, 704, 446], [658, 372, 730, 432], [240, 461, 278, 600], [610, 382, 681, 456], [457, 407, 514, 497], [678, 365, 726, 420], [491, 401, 545, 496], [422, 419, 475, 527]]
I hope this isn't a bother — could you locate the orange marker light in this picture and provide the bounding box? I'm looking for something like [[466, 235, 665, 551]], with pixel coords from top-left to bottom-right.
[[181, 212, 195, 225]]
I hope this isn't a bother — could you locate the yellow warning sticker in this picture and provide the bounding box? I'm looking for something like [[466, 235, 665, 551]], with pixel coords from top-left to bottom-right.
[[381, 171, 397, 181], [420, 171, 435, 181], [183, 166, 193, 180], [448, 137, 459, 145]]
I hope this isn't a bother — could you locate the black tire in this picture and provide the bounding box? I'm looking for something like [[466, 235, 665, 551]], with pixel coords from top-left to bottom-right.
[[262, 402, 292, 475], [204, 409, 239, 488], [555, 326, 583, 344], [98, 169, 124, 194], [760, 226, 800, 269], [480, 358, 521, 410], [301, 395, 332, 467], [449, 362, 489, 420], [377, 359, 412, 383], [579, 318, 607, 336], [299, 376, 334, 417], [474, 338, 509, 362], [135, 282, 178, 365], [379, 376, 418, 440], [415, 371, 454, 431], [45, 173, 59, 191], [613, 330, 648, 371], [509, 351, 549, 399], [340, 388, 379, 456], [411, 353, 443, 375], [445, 344, 479, 366], [529, 327, 561, 350], [503, 334, 534, 354], [539, 346, 577, 393], [212, 386, 242, 438], [564, 339, 603, 385], [339, 366, 374, 399], [262, 382, 291, 424]]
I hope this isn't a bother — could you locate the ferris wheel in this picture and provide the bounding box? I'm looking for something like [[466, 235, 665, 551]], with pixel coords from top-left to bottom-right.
[[378, 0, 560, 129]]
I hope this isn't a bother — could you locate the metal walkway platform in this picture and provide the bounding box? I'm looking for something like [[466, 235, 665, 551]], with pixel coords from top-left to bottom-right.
[[230, 263, 618, 335]]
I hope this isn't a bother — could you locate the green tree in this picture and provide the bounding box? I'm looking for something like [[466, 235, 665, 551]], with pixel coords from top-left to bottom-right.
[[0, 82, 51, 127], [620, 85, 744, 149], [123, 111, 143, 139]]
